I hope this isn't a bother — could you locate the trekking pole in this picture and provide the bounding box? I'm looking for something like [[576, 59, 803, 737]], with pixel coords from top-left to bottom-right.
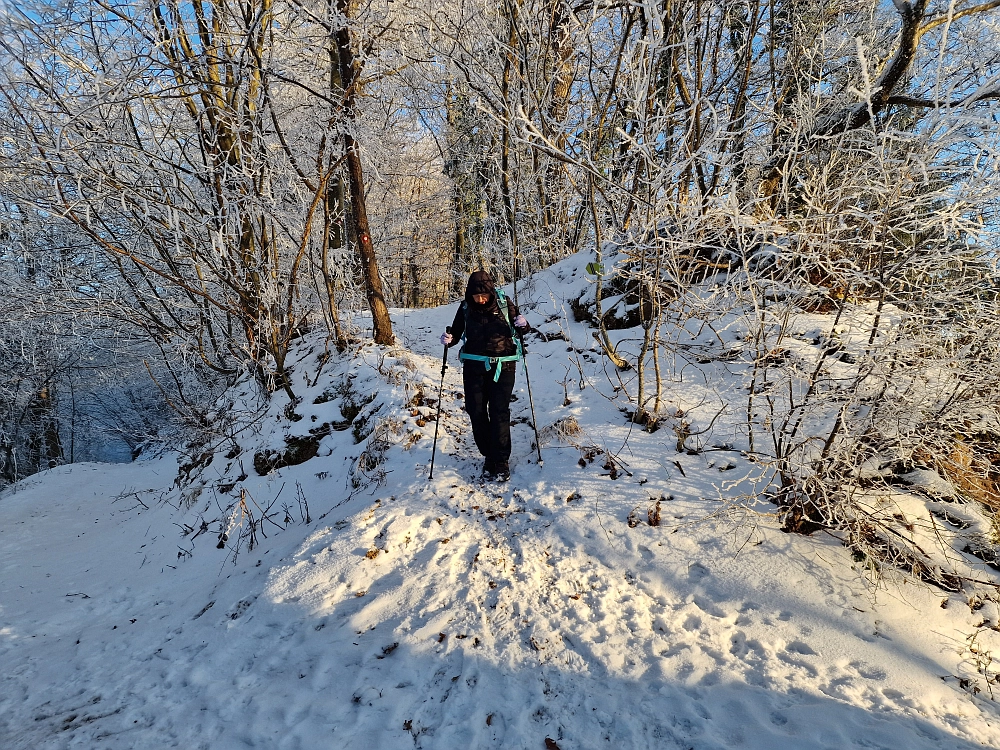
[[512, 276, 543, 466], [500, 122, 542, 466], [428, 327, 451, 480], [518, 329, 544, 466]]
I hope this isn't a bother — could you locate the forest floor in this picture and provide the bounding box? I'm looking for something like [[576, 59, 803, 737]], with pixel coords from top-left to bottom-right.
[[3, 255, 1000, 749]]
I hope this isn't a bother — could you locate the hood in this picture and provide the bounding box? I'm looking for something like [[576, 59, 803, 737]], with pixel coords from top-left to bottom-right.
[[464, 271, 497, 308]]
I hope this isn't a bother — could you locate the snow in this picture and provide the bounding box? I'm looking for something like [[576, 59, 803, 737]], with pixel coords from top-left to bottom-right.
[[3, 256, 1000, 749]]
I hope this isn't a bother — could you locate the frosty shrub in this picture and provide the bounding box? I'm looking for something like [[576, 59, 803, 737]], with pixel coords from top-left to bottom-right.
[[734, 119, 1000, 583]]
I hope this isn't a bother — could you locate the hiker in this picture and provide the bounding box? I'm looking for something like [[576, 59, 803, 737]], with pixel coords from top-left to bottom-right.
[[440, 271, 529, 481]]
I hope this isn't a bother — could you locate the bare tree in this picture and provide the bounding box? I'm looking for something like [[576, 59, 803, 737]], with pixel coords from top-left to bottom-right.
[[0, 0, 410, 398]]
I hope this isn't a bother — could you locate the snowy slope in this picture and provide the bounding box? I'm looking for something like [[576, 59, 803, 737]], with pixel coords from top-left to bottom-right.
[[3, 256, 1000, 749]]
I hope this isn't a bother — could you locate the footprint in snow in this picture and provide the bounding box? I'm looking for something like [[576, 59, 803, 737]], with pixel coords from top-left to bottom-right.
[[227, 596, 257, 620], [687, 562, 710, 581], [784, 640, 817, 656], [851, 661, 887, 681]]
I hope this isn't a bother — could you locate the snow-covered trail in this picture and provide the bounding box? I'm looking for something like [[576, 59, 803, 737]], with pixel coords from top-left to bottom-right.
[[3, 263, 1000, 749], [0, 458, 990, 750]]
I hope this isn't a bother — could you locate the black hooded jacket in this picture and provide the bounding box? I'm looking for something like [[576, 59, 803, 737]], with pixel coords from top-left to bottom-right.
[[448, 271, 528, 358]]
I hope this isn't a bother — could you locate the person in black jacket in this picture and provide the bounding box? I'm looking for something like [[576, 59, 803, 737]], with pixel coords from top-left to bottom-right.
[[440, 271, 529, 481]]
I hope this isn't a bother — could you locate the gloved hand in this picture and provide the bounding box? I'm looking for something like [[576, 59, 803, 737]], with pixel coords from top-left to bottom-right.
[[440, 332, 453, 346], [513, 314, 528, 329]]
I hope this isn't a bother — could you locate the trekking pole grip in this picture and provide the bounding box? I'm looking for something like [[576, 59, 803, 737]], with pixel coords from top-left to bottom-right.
[[442, 326, 451, 372]]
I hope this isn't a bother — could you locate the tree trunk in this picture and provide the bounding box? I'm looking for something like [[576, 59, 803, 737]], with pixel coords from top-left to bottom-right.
[[343, 137, 394, 344], [335, 0, 394, 345], [323, 170, 348, 350], [541, 0, 574, 256], [27, 385, 63, 473], [324, 7, 348, 350], [452, 194, 469, 297]]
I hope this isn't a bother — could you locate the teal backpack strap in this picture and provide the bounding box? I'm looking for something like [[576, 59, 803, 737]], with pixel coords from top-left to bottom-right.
[[496, 289, 523, 360], [496, 289, 510, 325]]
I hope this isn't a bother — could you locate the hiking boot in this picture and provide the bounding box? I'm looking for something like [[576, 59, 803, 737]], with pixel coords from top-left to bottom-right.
[[481, 460, 497, 481], [493, 460, 510, 482]]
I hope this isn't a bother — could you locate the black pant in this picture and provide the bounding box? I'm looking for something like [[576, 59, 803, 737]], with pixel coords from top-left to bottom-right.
[[462, 360, 516, 467]]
